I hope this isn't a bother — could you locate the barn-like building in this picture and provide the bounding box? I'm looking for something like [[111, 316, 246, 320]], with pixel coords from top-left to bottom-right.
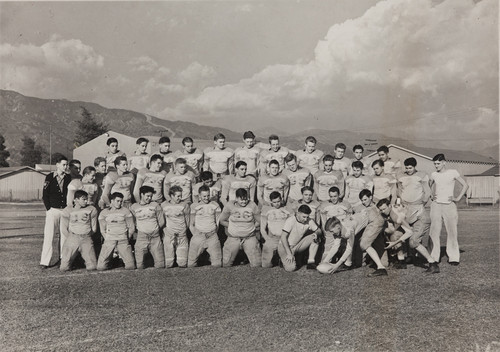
[[0, 166, 48, 201]]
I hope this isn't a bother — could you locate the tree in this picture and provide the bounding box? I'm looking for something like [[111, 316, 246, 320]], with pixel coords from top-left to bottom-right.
[[0, 134, 10, 167], [74, 106, 108, 147], [50, 152, 67, 165], [20, 137, 43, 167]]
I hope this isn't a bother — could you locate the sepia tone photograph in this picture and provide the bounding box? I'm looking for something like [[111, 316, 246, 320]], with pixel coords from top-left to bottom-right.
[[0, 0, 499, 351]]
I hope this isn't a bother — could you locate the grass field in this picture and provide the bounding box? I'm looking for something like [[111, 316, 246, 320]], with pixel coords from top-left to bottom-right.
[[1, 203, 499, 352]]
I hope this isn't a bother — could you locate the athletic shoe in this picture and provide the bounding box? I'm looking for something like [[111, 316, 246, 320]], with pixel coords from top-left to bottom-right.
[[40, 265, 48, 270], [338, 264, 353, 271], [393, 261, 407, 269], [425, 263, 440, 274], [449, 261, 459, 266], [368, 268, 388, 277], [306, 262, 317, 270]]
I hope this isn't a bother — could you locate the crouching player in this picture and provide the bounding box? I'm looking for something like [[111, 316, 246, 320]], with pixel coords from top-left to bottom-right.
[[161, 186, 190, 268], [130, 186, 166, 269], [188, 185, 222, 267], [97, 192, 136, 270], [60, 190, 98, 271], [220, 188, 262, 267], [260, 192, 294, 268], [278, 205, 321, 271], [316, 216, 355, 272]]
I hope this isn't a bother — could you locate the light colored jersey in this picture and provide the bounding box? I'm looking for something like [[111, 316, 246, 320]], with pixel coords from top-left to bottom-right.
[[137, 168, 167, 203], [282, 216, 319, 247], [68, 179, 99, 205], [333, 157, 351, 178], [63, 205, 98, 235], [159, 151, 176, 174], [128, 153, 149, 172], [318, 200, 352, 224], [345, 175, 373, 206], [282, 167, 312, 202], [258, 174, 290, 204], [234, 146, 261, 175], [193, 181, 221, 203], [259, 147, 290, 174], [314, 170, 344, 202], [165, 171, 196, 201], [295, 149, 324, 175], [161, 200, 189, 234], [190, 201, 221, 233], [397, 171, 429, 205], [99, 207, 134, 240], [221, 175, 257, 202], [431, 169, 461, 204], [383, 158, 401, 177], [222, 201, 259, 238], [203, 147, 234, 175], [372, 173, 396, 201], [261, 205, 294, 237], [105, 150, 126, 171], [291, 200, 320, 221], [130, 202, 163, 234], [173, 149, 204, 176], [106, 171, 135, 203], [350, 157, 372, 176]]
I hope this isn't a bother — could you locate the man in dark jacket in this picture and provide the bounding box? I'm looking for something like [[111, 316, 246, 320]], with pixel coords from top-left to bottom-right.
[[40, 155, 71, 268]]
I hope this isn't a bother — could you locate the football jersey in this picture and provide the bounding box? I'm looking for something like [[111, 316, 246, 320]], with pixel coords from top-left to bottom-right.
[[397, 171, 429, 205], [282, 167, 312, 202], [314, 170, 344, 202], [106, 171, 135, 203], [99, 207, 134, 240], [203, 147, 234, 175], [222, 201, 260, 238], [137, 168, 167, 203], [130, 202, 163, 234], [193, 180, 221, 203], [221, 175, 257, 203], [173, 149, 204, 176], [261, 205, 294, 237], [165, 171, 196, 201], [318, 200, 352, 224], [291, 200, 320, 221], [68, 179, 99, 205], [295, 149, 324, 175], [345, 175, 373, 206], [158, 151, 176, 174], [258, 174, 290, 204], [282, 216, 319, 248], [259, 147, 290, 174], [190, 201, 221, 233], [128, 153, 150, 173], [161, 200, 190, 234], [383, 158, 401, 177], [332, 157, 351, 178], [62, 205, 98, 235], [105, 151, 126, 172], [234, 146, 261, 175], [372, 173, 396, 201]]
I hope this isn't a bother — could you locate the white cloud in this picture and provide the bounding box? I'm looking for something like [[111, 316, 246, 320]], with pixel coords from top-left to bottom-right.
[[128, 56, 160, 73], [178, 61, 217, 87]]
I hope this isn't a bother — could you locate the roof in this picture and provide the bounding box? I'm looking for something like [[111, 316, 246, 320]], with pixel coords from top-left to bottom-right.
[[367, 144, 498, 164], [0, 166, 48, 179], [466, 165, 500, 177]]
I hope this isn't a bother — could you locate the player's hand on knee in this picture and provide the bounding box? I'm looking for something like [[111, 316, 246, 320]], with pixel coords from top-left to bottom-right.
[[285, 254, 295, 264]]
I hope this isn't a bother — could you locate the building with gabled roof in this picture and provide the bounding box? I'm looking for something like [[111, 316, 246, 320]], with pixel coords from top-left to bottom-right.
[[0, 166, 48, 201], [465, 165, 500, 205]]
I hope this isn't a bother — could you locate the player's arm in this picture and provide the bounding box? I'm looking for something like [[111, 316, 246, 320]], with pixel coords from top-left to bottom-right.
[[100, 176, 113, 208], [280, 228, 295, 264], [338, 173, 345, 199], [385, 219, 413, 249], [156, 204, 165, 229], [454, 175, 469, 202], [202, 149, 210, 172], [98, 214, 107, 240], [219, 206, 230, 228], [259, 153, 268, 175], [249, 178, 257, 203], [257, 179, 265, 205], [260, 213, 270, 242], [133, 171, 145, 204], [66, 181, 77, 206], [183, 203, 191, 230], [390, 179, 397, 205], [283, 178, 290, 204], [163, 175, 172, 202], [227, 152, 234, 175], [252, 204, 261, 236], [125, 212, 135, 240], [188, 205, 198, 235], [90, 207, 98, 233], [421, 176, 431, 205], [220, 178, 230, 206], [313, 175, 320, 201], [344, 180, 351, 203], [60, 209, 70, 238]]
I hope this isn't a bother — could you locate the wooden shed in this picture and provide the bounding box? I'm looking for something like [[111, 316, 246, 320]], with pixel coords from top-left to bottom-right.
[[465, 165, 500, 205], [0, 166, 48, 201]]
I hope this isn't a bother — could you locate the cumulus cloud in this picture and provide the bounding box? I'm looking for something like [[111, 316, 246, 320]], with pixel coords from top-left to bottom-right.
[[128, 56, 160, 73], [178, 61, 217, 87]]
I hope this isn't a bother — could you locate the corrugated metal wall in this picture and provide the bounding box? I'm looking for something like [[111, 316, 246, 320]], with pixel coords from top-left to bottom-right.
[[0, 171, 46, 201]]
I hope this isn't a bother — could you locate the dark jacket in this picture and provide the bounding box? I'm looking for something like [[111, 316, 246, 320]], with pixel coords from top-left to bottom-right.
[[42, 172, 72, 210]]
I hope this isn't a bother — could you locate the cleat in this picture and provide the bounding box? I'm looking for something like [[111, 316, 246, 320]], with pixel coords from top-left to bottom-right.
[[306, 262, 317, 270], [448, 261, 459, 266], [368, 268, 388, 277], [425, 263, 440, 274], [338, 264, 353, 271]]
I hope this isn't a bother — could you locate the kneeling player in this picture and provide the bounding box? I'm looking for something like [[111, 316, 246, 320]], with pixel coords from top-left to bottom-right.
[[97, 192, 136, 270], [317, 217, 355, 274], [60, 190, 98, 271], [278, 205, 322, 271], [130, 186, 166, 269], [220, 188, 261, 267]]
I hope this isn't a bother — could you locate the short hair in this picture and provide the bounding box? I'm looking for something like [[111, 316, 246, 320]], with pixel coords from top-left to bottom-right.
[[136, 137, 149, 145], [335, 143, 346, 151], [269, 191, 282, 201], [139, 185, 155, 195], [359, 189, 372, 200], [433, 154, 446, 162], [353, 145, 364, 152], [325, 216, 341, 232], [297, 204, 312, 215], [351, 160, 364, 170], [93, 156, 105, 167], [114, 155, 127, 167], [284, 153, 297, 163], [107, 137, 118, 146], [175, 158, 187, 165], [159, 136, 170, 144], [235, 161, 247, 169], [323, 154, 335, 163], [214, 133, 225, 141], [182, 137, 193, 145], [150, 154, 163, 163], [82, 166, 96, 176], [269, 159, 280, 167], [268, 134, 279, 143], [110, 192, 124, 201], [404, 157, 417, 167], [301, 186, 314, 194], [169, 185, 183, 196], [74, 190, 88, 200], [200, 171, 213, 182], [235, 188, 248, 199], [328, 186, 340, 195], [54, 154, 68, 164], [372, 159, 384, 168], [377, 145, 389, 154], [243, 131, 255, 139], [376, 198, 391, 208], [198, 185, 210, 194], [69, 159, 81, 168], [305, 136, 317, 144]]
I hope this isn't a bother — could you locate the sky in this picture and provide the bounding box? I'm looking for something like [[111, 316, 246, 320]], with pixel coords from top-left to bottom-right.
[[0, 0, 498, 150]]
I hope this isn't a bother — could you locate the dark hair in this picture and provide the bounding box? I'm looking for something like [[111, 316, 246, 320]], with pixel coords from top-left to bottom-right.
[[305, 136, 317, 144], [335, 143, 346, 151], [175, 158, 187, 165], [74, 190, 88, 200], [235, 188, 248, 199], [107, 137, 118, 146], [269, 159, 280, 167], [93, 156, 105, 167], [301, 186, 314, 194], [351, 160, 364, 170], [169, 185, 183, 196], [69, 159, 81, 168], [323, 154, 334, 163], [243, 131, 255, 139], [297, 205, 312, 215], [182, 137, 194, 145], [235, 161, 247, 169], [114, 155, 127, 167], [376, 198, 391, 208], [200, 171, 213, 181], [359, 189, 372, 200], [328, 186, 340, 195], [54, 154, 68, 164], [284, 153, 296, 163], [377, 145, 389, 154], [110, 192, 124, 201], [159, 136, 171, 144], [404, 157, 417, 167], [82, 166, 96, 176], [325, 216, 341, 232], [353, 145, 364, 152], [433, 154, 446, 162], [150, 154, 163, 163], [269, 191, 282, 201], [214, 133, 225, 141], [268, 134, 279, 143], [198, 185, 210, 194], [140, 185, 155, 195], [372, 159, 384, 168], [136, 137, 149, 145]]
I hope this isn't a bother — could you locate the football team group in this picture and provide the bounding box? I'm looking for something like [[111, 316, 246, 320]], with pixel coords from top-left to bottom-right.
[[40, 131, 468, 277]]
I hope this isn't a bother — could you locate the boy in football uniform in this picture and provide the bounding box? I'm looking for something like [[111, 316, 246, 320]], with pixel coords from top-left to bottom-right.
[[295, 136, 324, 175], [192, 171, 221, 203], [314, 155, 344, 202], [188, 185, 222, 267], [345, 161, 373, 207], [134, 154, 167, 204], [257, 159, 290, 206], [278, 204, 322, 271], [234, 131, 260, 177], [93, 157, 107, 190], [203, 133, 234, 180], [260, 192, 294, 268], [100, 156, 135, 209], [105, 137, 126, 172], [130, 186, 165, 269], [68, 159, 82, 180], [67, 166, 99, 207], [157, 136, 176, 174], [377, 145, 401, 177], [318, 216, 352, 266], [59, 190, 98, 271], [371, 159, 397, 205], [428, 154, 468, 265], [282, 153, 312, 203], [332, 143, 350, 178], [350, 145, 371, 176], [291, 186, 320, 221], [259, 134, 290, 176], [317, 187, 352, 230], [128, 137, 150, 174], [220, 188, 262, 267], [220, 161, 257, 206], [161, 186, 191, 268], [173, 137, 204, 180], [97, 192, 136, 270], [164, 158, 196, 203]]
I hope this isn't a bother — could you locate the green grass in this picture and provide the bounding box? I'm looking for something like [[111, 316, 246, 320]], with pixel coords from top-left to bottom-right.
[[0, 205, 499, 351]]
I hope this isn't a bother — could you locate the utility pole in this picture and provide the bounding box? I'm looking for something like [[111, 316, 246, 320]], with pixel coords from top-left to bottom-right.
[[49, 125, 52, 165]]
